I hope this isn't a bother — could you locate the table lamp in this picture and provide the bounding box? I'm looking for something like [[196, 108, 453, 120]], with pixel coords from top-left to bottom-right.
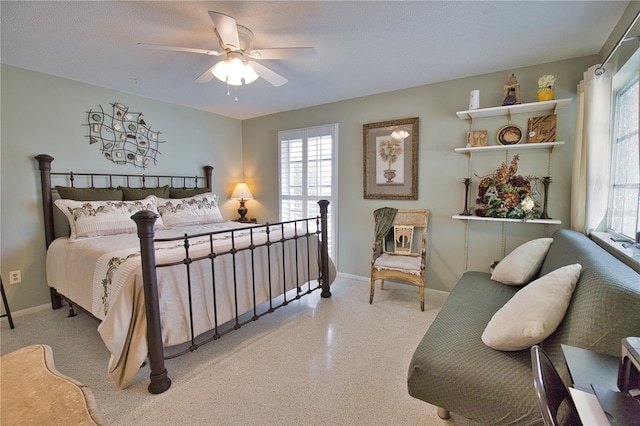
[[231, 182, 253, 222]]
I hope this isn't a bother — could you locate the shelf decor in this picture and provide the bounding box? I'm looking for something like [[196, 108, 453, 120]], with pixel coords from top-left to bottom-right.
[[502, 74, 521, 106], [85, 102, 164, 169], [475, 154, 542, 220], [363, 117, 419, 200], [537, 74, 556, 102], [527, 115, 557, 143]]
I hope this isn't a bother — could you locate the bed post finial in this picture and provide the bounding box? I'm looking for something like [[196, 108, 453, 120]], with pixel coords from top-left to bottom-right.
[[203, 165, 213, 192], [318, 200, 331, 298], [132, 210, 172, 394]]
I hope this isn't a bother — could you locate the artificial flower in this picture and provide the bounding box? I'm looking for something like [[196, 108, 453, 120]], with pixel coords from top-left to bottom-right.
[[538, 74, 557, 90], [475, 154, 541, 220]]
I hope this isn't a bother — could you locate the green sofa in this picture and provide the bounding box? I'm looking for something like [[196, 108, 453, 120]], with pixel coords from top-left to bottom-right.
[[407, 229, 640, 424]]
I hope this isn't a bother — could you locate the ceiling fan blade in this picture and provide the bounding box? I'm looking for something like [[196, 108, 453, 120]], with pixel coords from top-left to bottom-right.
[[194, 64, 216, 83], [249, 61, 288, 87], [208, 11, 240, 51], [137, 43, 221, 56], [249, 47, 318, 61]]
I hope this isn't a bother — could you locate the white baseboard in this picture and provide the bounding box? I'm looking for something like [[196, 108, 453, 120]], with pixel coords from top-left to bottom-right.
[[6, 303, 50, 318], [336, 271, 368, 282], [336, 271, 450, 297]]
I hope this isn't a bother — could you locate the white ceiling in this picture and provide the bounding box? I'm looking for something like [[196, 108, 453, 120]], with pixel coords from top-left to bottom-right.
[[1, 1, 630, 120]]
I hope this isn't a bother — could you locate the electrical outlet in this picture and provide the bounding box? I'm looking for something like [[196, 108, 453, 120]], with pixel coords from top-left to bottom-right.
[[9, 270, 21, 284]]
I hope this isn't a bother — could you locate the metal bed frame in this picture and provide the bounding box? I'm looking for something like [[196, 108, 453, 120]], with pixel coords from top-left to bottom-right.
[[35, 154, 331, 394]]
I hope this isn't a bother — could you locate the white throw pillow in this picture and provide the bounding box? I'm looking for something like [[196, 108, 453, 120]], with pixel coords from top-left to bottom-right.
[[156, 192, 223, 227], [55, 196, 162, 241], [482, 263, 582, 351], [491, 238, 553, 285]]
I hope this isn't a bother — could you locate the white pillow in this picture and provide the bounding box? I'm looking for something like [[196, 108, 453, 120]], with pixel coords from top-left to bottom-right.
[[491, 238, 553, 285], [156, 193, 223, 227], [482, 263, 582, 351], [54, 196, 162, 241]]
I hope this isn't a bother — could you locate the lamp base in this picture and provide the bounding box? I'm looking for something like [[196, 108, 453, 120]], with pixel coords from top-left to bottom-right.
[[237, 200, 250, 222]]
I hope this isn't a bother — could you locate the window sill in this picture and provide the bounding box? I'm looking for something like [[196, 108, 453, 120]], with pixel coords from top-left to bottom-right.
[[590, 231, 640, 274]]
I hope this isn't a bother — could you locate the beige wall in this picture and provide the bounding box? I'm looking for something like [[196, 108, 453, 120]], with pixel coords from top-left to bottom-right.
[[1, 65, 242, 311], [242, 56, 598, 291]]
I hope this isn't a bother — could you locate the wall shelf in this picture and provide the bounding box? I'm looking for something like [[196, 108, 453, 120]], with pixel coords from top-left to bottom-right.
[[454, 141, 564, 154], [453, 98, 572, 269], [456, 98, 572, 120], [452, 215, 561, 225]]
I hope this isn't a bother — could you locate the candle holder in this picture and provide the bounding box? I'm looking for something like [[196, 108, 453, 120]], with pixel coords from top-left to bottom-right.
[[541, 176, 552, 219], [461, 178, 472, 216]]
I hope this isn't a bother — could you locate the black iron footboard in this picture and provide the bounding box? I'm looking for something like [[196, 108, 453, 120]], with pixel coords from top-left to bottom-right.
[[132, 200, 331, 394]]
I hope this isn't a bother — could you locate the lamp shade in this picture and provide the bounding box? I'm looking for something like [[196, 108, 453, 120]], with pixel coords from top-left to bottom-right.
[[231, 183, 253, 200]]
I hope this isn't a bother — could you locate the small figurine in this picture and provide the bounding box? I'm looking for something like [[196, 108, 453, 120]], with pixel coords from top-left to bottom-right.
[[502, 74, 521, 106]]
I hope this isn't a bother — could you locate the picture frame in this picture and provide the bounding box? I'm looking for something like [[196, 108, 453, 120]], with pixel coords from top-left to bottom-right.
[[363, 117, 419, 200], [527, 114, 557, 143], [497, 124, 523, 145], [467, 130, 488, 147]]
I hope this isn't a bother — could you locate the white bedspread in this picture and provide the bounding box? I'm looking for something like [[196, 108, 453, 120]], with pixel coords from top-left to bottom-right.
[[46, 221, 333, 388]]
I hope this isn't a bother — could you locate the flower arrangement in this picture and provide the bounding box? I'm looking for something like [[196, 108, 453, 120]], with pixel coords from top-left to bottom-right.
[[378, 138, 403, 170], [475, 154, 541, 220], [538, 74, 556, 91]]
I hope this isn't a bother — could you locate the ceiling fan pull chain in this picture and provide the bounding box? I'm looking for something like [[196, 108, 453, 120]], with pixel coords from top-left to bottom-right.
[[234, 86, 239, 102]]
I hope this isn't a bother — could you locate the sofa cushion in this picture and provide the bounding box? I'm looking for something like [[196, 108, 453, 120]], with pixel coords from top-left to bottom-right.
[[491, 238, 553, 285], [482, 264, 582, 351], [373, 253, 422, 275]]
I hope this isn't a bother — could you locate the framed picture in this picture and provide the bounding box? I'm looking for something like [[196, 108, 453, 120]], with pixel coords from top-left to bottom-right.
[[467, 130, 488, 147], [497, 124, 523, 145], [363, 117, 419, 200], [527, 114, 557, 143]]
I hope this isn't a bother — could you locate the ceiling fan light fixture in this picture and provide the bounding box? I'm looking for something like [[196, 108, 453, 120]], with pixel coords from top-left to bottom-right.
[[211, 60, 229, 82], [242, 63, 259, 84], [211, 56, 259, 86], [391, 128, 410, 140]]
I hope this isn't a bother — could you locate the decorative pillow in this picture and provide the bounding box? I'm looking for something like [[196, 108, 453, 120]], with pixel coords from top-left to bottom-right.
[[54, 196, 162, 241], [55, 186, 123, 201], [119, 185, 170, 201], [482, 263, 582, 351], [169, 187, 209, 199], [157, 193, 223, 227], [491, 238, 553, 285]]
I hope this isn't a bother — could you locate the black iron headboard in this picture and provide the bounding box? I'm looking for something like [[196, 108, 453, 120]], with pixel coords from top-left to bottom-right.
[[35, 154, 213, 249]]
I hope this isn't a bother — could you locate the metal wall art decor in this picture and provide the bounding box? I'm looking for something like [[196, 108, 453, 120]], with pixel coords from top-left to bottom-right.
[[85, 102, 164, 168], [363, 117, 419, 200]]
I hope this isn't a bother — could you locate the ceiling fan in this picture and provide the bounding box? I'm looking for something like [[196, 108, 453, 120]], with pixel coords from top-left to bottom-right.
[[138, 11, 317, 88]]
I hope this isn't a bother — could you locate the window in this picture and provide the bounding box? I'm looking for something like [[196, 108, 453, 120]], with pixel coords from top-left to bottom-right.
[[279, 124, 338, 261], [608, 71, 639, 241]]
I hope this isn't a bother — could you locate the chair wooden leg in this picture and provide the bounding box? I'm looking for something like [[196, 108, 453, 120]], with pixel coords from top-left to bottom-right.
[[369, 278, 375, 304], [380, 279, 384, 290], [420, 285, 425, 311]]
